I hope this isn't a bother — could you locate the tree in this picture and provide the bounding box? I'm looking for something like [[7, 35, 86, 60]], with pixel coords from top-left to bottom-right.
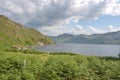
[[118, 53, 120, 59]]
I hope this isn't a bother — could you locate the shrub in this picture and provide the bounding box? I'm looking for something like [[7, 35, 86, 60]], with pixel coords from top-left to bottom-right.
[[40, 55, 80, 80], [0, 52, 42, 80]]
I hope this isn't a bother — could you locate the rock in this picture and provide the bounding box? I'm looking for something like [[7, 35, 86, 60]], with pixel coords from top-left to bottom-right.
[[11, 45, 28, 50], [37, 42, 44, 46]]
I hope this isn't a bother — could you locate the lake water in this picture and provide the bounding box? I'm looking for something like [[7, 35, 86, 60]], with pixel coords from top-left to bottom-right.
[[33, 43, 120, 57]]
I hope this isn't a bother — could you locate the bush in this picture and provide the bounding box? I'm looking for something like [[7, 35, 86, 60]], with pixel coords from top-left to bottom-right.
[[40, 55, 80, 80], [0, 52, 120, 80], [0, 52, 42, 80]]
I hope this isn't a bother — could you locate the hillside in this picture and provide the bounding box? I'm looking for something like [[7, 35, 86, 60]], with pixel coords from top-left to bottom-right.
[[0, 15, 54, 50], [50, 33, 74, 42], [50, 32, 120, 44]]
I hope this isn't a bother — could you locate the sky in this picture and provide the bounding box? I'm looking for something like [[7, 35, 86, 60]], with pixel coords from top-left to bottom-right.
[[0, 0, 120, 36]]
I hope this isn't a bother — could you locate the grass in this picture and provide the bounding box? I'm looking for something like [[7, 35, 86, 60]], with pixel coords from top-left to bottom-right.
[[0, 49, 120, 80], [1, 15, 119, 80], [0, 15, 54, 50]]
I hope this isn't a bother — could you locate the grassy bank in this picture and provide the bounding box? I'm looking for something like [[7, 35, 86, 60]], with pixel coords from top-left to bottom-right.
[[0, 50, 120, 80]]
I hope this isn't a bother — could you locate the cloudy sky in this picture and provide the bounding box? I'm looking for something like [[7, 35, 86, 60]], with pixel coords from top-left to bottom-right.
[[0, 0, 120, 36]]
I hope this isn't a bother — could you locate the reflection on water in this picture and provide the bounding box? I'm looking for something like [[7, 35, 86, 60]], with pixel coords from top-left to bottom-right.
[[33, 43, 120, 57]]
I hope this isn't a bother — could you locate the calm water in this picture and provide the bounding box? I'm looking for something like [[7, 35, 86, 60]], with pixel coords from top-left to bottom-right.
[[33, 43, 120, 57]]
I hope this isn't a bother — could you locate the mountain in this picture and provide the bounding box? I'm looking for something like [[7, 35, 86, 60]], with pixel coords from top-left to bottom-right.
[[0, 15, 54, 49], [50, 33, 74, 42], [50, 31, 120, 44]]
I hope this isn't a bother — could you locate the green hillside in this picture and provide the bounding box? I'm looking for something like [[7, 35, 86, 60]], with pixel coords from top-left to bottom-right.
[[51, 32, 120, 44], [50, 33, 74, 42], [0, 15, 54, 50]]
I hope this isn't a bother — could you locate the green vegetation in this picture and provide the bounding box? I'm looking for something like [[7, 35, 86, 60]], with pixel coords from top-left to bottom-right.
[[0, 50, 120, 80], [0, 15, 54, 50], [118, 53, 120, 59], [0, 15, 120, 80], [51, 32, 120, 44]]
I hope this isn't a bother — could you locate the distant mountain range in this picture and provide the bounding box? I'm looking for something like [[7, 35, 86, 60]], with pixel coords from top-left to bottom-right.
[[0, 15, 54, 49], [50, 31, 120, 44]]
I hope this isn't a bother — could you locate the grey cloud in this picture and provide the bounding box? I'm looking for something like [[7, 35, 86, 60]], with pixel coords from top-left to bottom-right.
[[0, 0, 120, 28], [26, 0, 74, 27], [76, 0, 107, 20]]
